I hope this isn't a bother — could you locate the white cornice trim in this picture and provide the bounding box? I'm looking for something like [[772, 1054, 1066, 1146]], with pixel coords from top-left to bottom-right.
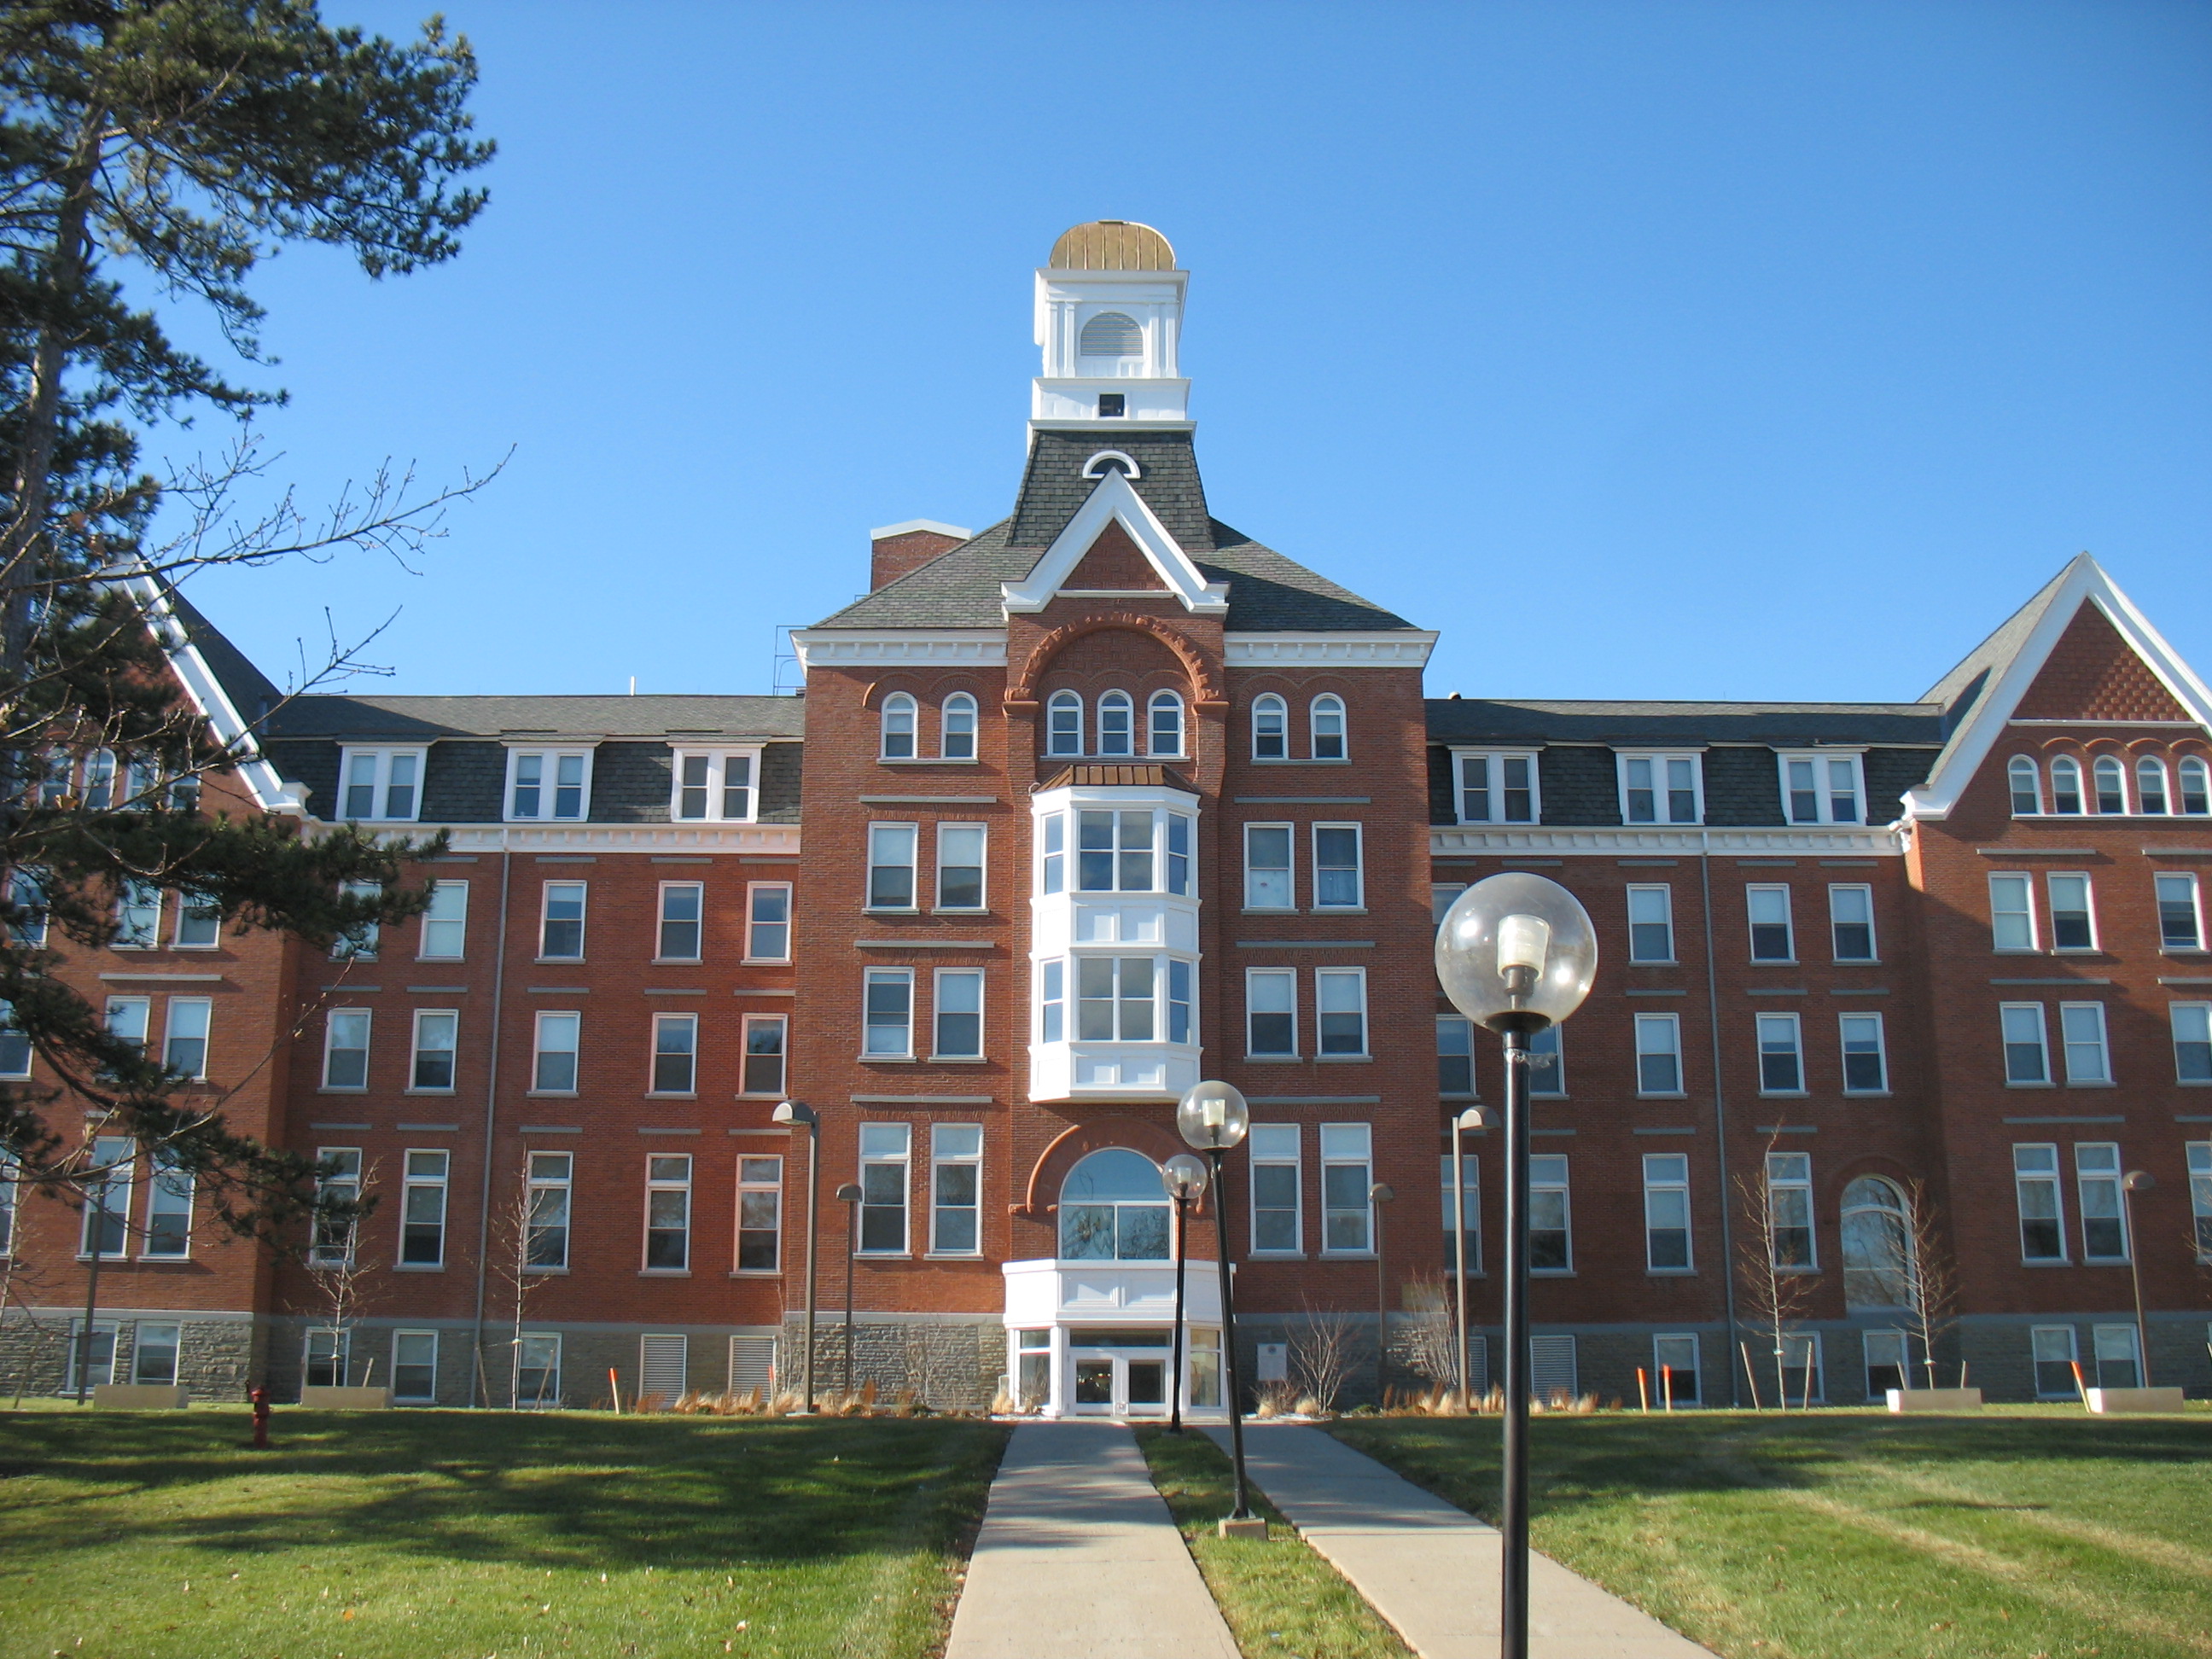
[[1001, 469, 1226, 616], [316, 824, 803, 855], [793, 630, 1009, 669], [1226, 632, 1438, 667], [128, 575, 303, 815], [1904, 556, 2212, 822], [1430, 825, 1906, 857]]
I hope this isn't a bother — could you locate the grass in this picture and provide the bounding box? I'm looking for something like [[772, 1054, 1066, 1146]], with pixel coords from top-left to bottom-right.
[[0, 1405, 1009, 1659], [1329, 1406, 2212, 1659], [1133, 1424, 1411, 1659]]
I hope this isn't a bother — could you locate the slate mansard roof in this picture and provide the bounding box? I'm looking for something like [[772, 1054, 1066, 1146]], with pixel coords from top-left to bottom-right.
[[1424, 697, 1946, 748], [815, 429, 1419, 634]]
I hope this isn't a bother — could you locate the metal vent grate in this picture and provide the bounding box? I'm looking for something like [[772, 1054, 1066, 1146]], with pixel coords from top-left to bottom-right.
[[1079, 311, 1143, 357]]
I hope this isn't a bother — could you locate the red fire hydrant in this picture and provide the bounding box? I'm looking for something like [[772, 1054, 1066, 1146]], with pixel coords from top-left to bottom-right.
[[250, 1386, 271, 1450]]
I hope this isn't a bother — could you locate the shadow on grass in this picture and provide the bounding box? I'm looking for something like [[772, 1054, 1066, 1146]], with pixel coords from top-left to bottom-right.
[[0, 1408, 1010, 1573]]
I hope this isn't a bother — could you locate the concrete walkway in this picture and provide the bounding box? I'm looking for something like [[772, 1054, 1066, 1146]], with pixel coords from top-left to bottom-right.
[[1212, 1423, 1714, 1659], [945, 1421, 1239, 1659]]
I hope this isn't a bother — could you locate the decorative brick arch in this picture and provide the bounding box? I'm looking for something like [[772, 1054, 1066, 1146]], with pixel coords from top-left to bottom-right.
[[1015, 1115, 1209, 1219], [1005, 614, 1225, 709]]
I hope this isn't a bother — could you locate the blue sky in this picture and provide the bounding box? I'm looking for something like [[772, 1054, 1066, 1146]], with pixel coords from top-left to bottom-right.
[[166, 1, 2210, 705]]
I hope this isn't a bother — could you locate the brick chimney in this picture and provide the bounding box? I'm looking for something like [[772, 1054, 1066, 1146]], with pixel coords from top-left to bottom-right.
[[870, 520, 973, 591]]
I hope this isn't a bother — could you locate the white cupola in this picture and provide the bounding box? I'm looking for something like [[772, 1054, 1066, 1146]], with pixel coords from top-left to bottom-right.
[[1033, 221, 1191, 428]]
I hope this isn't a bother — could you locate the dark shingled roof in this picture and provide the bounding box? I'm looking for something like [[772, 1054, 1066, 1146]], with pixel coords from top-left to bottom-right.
[[160, 582, 282, 719], [1008, 428, 1215, 550], [1424, 698, 1944, 746], [1919, 557, 2078, 728], [265, 693, 804, 742]]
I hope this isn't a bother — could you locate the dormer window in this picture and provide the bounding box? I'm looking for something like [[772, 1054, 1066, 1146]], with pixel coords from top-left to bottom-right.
[[337, 747, 425, 822], [1047, 691, 1083, 757], [671, 749, 757, 823], [1097, 393, 1125, 418], [1079, 311, 1143, 357], [1620, 753, 1703, 825], [1778, 752, 1863, 825], [508, 750, 590, 821]]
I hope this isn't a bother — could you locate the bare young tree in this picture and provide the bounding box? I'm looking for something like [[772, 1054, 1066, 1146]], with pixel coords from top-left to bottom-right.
[[1900, 1179, 1961, 1389], [1289, 1299, 1360, 1414], [1735, 1138, 1823, 1409], [303, 1155, 381, 1389], [1400, 1272, 1461, 1394], [488, 1161, 555, 1408]]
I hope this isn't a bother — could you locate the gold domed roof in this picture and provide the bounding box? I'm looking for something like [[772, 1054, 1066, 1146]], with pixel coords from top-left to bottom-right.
[[1049, 220, 1176, 271]]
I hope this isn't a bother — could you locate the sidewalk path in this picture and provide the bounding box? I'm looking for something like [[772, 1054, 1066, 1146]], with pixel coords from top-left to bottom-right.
[[1211, 1423, 1714, 1659], [945, 1421, 1239, 1659]]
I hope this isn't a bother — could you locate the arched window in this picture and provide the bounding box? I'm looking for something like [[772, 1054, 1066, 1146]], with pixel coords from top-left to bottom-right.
[[1148, 690, 1185, 757], [1046, 691, 1083, 757], [1311, 695, 1347, 760], [880, 693, 917, 760], [942, 693, 977, 761], [2181, 756, 2210, 815], [2008, 757, 2040, 816], [1078, 311, 1143, 358], [2093, 755, 2127, 814], [1097, 691, 1134, 757], [2135, 757, 2168, 816], [1058, 1148, 1170, 1261], [2049, 756, 2084, 815], [1252, 695, 1288, 760], [1840, 1177, 1913, 1310]]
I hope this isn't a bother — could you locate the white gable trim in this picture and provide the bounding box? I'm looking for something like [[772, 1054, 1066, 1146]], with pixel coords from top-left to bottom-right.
[[1903, 556, 2212, 821], [127, 575, 303, 815], [999, 469, 1228, 616], [870, 520, 973, 542]]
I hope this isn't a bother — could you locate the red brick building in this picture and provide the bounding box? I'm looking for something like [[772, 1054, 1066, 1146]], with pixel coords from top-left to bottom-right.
[[4, 221, 2208, 1411]]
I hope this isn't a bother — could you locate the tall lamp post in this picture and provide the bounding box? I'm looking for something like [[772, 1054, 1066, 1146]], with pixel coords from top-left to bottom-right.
[[1450, 1105, 1490, 1408], [1436, 874, 1598, 1659], [772, 1100, 820, 1412], [835, 1181, 864, 1396], [1178, 1080, 1262, 1537], [2122, 1170, 2154, 1386], [1162, 1154, 1208, 1432], [1370, 1182, 1395, 1404]]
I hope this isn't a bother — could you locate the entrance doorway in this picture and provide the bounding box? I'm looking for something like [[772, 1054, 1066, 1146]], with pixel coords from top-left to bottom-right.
[[1067, 1328, 1173, 1417]]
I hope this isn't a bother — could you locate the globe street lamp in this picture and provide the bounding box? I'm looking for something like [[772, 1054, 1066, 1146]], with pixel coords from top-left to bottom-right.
[[771, 1100, 820, 1412], [1161, 1153, 1209, 1432], [1450, 1105, 1492, 1409], [835, 1182, 864, 1396], [1179, 1079, 1261, 1536], [1370, 1182, 1395, 1403], [2122, 1170, 2154, 1386], [1436, 874, 1598, 1659]]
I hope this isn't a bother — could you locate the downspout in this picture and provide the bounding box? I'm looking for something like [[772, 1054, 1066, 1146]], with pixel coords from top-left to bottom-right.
[[467, 847, 514, 1406], [1699, 834, 1743, 1404]]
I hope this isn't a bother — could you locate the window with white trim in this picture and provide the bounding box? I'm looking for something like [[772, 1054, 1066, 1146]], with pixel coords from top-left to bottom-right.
[[1829, 885, 1876, 961], [1989, 873, 2036, 952], [0, 1001, 27, 1080], [1747, 885, 1795, 962], [539, 882, 586, 960], [1839, 1011, 1888, 1093], [867, 823, 917, 910], [163, 998, 210, 1080], [2074, 1143, 2128, 1261], [1038, 961, 1064, 1044], [1313, 824, 1363, 910], [2008, 756, 2041, 815], [1627, 885, 1674, 963], [930, 1123, 983, 1254], [527, 1151, 571, 1269], [1046, 691, 1083, 756], [1620, 753, 1703, 824], [2093, 755, 2128, 814], [746, 882, 791, 961], [859, 1123, 911, 1254], [1643, 1154, 1691, 1270], [1319, 1123, 1373, 1254], [2030, 1325, 2077, 1397], [737, 1155, 781, 1271], [1249, 1124, 1301, 1254], [532, 1011, 580, 1092], [2186, 1141, 2212, 1259], [936, 824, 986, 911], [1097, 690, 1134, 756], [651, 1013, 698, 1094], [1756, 1012, 1804, 1094], [506, 749, 591, 821], [1457, 752, 1538, 824], [1653, 1334, 1702, 1405], [133, 1319, 182, 1385], [515, 1333, 561, 1406], [311, 1148, 362, 1267], [1148, 690, 1185, 757], [1315, 968, 1367, 1056], [114, 879, 160, 948], [1311, 695, 1347, 760], [1634, 1013, 1682, 1095], [0, 1151, 15, 1257], [880, 693, 917, 760], [656, 882, 702, 961], [82, 748, 116, 810], [2049, 756, 2084, 815], [1244, 824, 1292, 909], [400, 1150, 449, 1266], [79, 1135, 132, 1259], [742, 1014, 787, 1095], [1778, 752, 1863, 824], [65, 1319, 118, 1391], [143, 1151, 193, 1258], [1530, 1155, 1571, 1271], [2093, 1323, 2142, 1389], [2014, 1144, 2065, 1260], [2157, 872, 2203, 951], [1078, 958, 1155, 1040], [2183, 756, 2211, 815], [934, 969, 983, 1058], [2138, 757, 2169, 815], [2175, 1004, 2212, 1084], [1437, 1015, 1475, 1096], [1441, 1150, 1481, 1272], [644, 1154, 690, 1269], [418, 880, 467, 960], [2001, 1003, 2050, 1084], [172, 892, 218, 949], [323, 1009, 370, 1090], [942, 693, 978, 760], [5, 866, 46, 947], [672, 749, 755, 820], [1767, 1152, 1815, 1267], [1780, 1331, 1823, 1404], [1076, 809, 1156, 893], [393, 1330, 439, 1402], [1528, 1024, 1564, 1097], [2059, 1001, 2110, 1084], [337, 747, 425, 822], [1251, 694, 1288, 760], [332, 879, 381, 960], [1247, 968, 1296, 1057], [2046, 873, 2096, 951], [864, 969, 913, 1057]]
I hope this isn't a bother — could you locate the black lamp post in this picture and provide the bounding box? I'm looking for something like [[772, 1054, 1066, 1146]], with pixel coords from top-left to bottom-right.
[[1436, 874, 1598, 1659], [835, 1181, 863, 1396], [2122, 1170, 2155, 1387], [1161, 1153, 1209, 1433], [1370, 1181, 1395, 1404], [1178, 1079, 1260, 1537], [771, 1100, 820, 1412]]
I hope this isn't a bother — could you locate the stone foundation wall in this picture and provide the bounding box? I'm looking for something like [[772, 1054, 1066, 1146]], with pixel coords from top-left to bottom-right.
[[0, 1306, 257, 1402]]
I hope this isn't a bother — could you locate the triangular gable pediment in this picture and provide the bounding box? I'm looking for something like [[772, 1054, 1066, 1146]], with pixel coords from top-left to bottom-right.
[[1000, 469, 1229, 615], [1062, 521, 1167, 591], [1905, 555, 2212, 818]]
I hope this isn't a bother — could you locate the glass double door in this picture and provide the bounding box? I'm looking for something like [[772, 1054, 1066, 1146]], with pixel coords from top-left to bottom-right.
[[1068, 1343, 1172, 1416]]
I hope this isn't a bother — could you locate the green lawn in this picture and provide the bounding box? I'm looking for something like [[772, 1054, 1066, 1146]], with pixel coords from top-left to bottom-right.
[[1134, 1426, 1411, 1659], [1330, 1407, 2212, 1659], [0, 1406, 1008, 1659]]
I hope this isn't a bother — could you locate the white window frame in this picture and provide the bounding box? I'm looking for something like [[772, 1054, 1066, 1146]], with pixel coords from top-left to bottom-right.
[[0, 1150, 16, 1257], [1767, 1151, 1816, 1269], [1777, 750, 1866, 825], [933, 968, 985, 1059], [336, 746, 427, 823], [2046, 871, 2098, 952], [745, 882, 792, 962], [1318, 1122, 1374, 1256], [655, 881, 703, 962], [1312, 822, 1365, 911], [1838, 1011, 1889, 1095], [142, 1150, 194, 1259], [6, 866, 48, 948], [2093, 1322, 2143, 1389], [928, 1123, 984, 1256], [1634, 1012, 1683, 1097], [515, 1332, 562, 1408], [643, 1153, 692, 1272], [864, 968, 915, 1058], [1442, 1150, 1481, 1275], [1755, 1011, 1805, 1096], [1627, 884, 1674, 963], [1652, 1334, 1703, 1405], [941, 692, 979, 760], [650, 1012, 699, 1096], [736, 1154, 783, 1272], [858, 1122, 911, 1256], [2157, 872, 2204, 952], [2091, 754, 2129, 815], [322, 1008, 371, 1091], [531, 1010, 581, 1094], [132, 1319, 183, 1386], [2059, 1001, 2111, 1085], [405, 1008, 457, 1093], [538, 881, 587, 961], [64, 1319, 119, 1392], [1618, 752, 1704, 826], [1250, 693, 1289, 760], [1046, 690, 1083, 756], [1314, 967, 1369, 1057], [866, 822, 919, 911], [2186, 1140, 2212, 1260], [1038, 958, 1065, 1044], [1642, 1153, 1692, 1272], [1249, 1124, 1302, 1255], [163, 997, 211, 1081], [934, 823, 987, 912], [1747, 884, 1796, 963], [2175, 1003, 2212, 1085], [2014, 1144, 2067, 1262], [879, 693, 917, 760], [1454, 750, 1540, 825], [504, 748, 592, 822], [527, 1150, 573, 1271], [1243, 823, 1294, 911], [2008, 755, 2042, 816], [310, 1148, 362, 1267], [1529, 1154, 1572, 1272], [1988, 872, 2037, 952], [1310, 694, 1348, 760], [2182, 755, 2212, 815], [114, 879, 161, 949], [331, 878, 382, 961], [2030, 1324, 2078, 1398], [2000, 1002, 2051, 1086], [417, 879, 468, 961], [399, 1149, 449, 1269], [670, 747, 760, 822], [1096, 690, 1136, 757], [1147, 690, 1185, 757], [393, 1329, 440, 1402], [741, 1012, 788, 1097], [1246, 967, 1298, 1057], [1528, 1023, 1565, 1097], [1828, 883, 1877, 962], [2074, 1142, 2128, 1263], [2049, 755, 2085, 815], [0, 1000, 27, 1081], [172, 892, 219, 950], [1437, 1014, 1476, 1097]]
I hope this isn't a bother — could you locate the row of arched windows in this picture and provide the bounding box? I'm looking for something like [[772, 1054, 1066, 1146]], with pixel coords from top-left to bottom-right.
[[2009, 754, 2209, 818], [1046, 690, 1185, 758], [881, 693, 978, 761], [880, 688, 1355, 764], [1252, 693, 1347, 761]]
